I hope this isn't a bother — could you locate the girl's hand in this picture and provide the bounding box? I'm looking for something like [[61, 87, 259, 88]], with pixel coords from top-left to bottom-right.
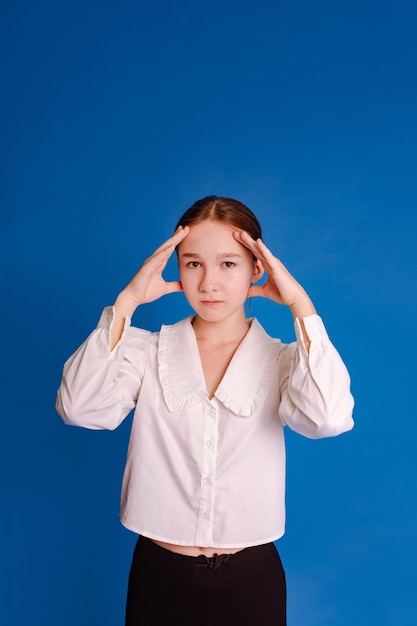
[[122, 225, 190, 307], [110, 226, 190, 349], [233, 230, 316, 318]]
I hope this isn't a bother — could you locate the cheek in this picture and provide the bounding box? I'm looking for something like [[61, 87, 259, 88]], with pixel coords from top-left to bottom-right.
[[232, 273, 253, 296], [244, 265, 257, 285], [178, 269, 194, 293]]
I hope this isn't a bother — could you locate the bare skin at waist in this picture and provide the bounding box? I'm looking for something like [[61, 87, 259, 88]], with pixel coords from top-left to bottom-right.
[[150, 538, 245, 557]]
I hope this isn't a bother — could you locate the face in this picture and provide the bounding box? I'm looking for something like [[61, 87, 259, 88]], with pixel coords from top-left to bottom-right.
[[177, 220, 262, 324]]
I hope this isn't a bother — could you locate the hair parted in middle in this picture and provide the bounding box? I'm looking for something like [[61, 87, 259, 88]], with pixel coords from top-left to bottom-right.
[[175, 196, 262, 243]]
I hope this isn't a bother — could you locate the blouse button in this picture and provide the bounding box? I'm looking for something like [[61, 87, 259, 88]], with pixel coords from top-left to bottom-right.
[[203, 476, 212, 486], [201, 512, 210, 521], [206, 440, 215, 451]]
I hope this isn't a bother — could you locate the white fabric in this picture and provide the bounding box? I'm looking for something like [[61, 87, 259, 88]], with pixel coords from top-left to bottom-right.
[[56, 307, 354, 548]]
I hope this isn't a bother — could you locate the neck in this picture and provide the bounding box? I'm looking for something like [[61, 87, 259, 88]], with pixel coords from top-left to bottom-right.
[[192, 314, 250, 344]]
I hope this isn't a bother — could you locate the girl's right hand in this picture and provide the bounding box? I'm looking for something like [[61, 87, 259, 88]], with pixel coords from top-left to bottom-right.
[[121, 225, 190, 308], [110, 226, 190, 348]]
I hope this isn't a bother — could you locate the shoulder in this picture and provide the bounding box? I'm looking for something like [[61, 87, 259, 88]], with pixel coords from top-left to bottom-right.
[[248, 317, 286, 350], [247, 318, 298, 372], [158, 315, 196, 352], [128, 316, 194, 352]]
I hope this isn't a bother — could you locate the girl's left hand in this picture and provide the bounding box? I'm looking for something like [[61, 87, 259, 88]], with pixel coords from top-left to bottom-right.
[[233, 230, 316, 317]]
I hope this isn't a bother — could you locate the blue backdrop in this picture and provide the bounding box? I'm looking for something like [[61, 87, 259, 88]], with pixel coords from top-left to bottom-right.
[[1, 1, 416, 624]]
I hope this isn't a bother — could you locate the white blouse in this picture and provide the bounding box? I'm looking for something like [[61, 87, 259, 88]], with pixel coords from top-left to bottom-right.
[[56, 308, 354, 548]]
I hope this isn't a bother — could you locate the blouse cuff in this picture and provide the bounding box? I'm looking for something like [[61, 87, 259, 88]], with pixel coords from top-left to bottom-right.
[[294, 314, 329, 348], [96, 306, 132, 352]]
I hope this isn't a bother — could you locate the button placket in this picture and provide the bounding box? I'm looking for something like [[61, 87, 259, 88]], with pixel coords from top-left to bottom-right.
[[195, 401, 218, 545]]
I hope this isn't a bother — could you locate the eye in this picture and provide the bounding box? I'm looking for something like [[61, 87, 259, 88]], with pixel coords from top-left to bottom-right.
[[186, 261, 201, 268], [223, 261, 236, 268]]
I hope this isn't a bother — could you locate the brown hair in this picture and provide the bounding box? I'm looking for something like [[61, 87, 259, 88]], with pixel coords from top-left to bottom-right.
[[175, 195, 262, 242]]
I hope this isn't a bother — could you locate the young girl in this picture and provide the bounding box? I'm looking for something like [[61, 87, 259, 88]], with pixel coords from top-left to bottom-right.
[[56, 195, 354, 625]]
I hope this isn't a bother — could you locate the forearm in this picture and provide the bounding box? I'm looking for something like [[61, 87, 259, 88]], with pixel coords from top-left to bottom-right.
[[112, 290, 141, 350], [289, 293, 317, 351], [56, 306, 148, 429], [279, 317, 355, 438]]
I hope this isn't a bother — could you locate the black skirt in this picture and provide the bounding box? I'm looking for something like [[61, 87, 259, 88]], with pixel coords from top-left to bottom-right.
[[125, 536, 286, 626]]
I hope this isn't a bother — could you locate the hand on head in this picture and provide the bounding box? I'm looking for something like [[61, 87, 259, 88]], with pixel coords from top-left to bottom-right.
[[123, 225, 190, 307], [233, 230, 315, 315]]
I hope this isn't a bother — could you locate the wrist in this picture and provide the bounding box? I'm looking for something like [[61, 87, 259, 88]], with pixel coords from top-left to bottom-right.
[[289, 294, 316, 320], [114, 289, 140, 319]]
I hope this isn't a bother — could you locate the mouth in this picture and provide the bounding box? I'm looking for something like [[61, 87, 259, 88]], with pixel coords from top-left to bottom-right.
[[201, 300, 223, 306]]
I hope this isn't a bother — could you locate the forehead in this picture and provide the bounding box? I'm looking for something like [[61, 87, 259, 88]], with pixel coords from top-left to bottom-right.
[[190, 219, 235, 234], [178, 220, 243, 255]]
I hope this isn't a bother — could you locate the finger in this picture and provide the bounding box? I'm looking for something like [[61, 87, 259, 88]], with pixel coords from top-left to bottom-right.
[[233, 230, 261, 255], [234, 231, 284, 278], [147, 227, 190, 267], [250, 238, 288, 274], [152, 225, 190, 256], [251, 237, 275, 261], [156, 227, 189, 262], [234, 231, 275, 263], [170, 224, 190, 246], [233, 230, 255, 245]]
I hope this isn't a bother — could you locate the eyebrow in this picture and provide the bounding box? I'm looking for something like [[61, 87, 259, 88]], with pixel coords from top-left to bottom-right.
[[180, 252, 243, 259]]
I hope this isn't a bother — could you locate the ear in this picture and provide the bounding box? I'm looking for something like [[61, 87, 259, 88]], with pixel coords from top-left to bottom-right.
[[251, 259, 264, 283]]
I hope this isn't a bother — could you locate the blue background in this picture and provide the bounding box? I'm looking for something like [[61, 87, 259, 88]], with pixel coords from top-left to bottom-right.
[[1, 1, 416, 624]]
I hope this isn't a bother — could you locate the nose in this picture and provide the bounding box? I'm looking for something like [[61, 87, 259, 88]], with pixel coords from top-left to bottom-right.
[[198, 268, 217, 293]]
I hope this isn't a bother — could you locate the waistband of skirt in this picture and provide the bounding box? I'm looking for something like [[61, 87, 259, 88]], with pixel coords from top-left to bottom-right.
[[133, 536, 280, 584]]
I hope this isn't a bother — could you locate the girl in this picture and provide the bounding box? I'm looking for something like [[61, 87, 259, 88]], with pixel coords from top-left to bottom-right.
[[56, 195, 354, 625]]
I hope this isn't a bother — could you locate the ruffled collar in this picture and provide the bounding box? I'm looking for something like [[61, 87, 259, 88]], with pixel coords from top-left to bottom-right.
[[157, 317, 279, 417]]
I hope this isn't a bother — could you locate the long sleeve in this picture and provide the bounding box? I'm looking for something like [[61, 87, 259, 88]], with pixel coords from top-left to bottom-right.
[[278, 315, 354, 439], [56, 307, 151, 430]]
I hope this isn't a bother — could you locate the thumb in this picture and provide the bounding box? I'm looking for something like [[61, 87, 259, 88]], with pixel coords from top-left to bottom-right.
[[247, 284, 264, 298], [165, 280, 184, 295]]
